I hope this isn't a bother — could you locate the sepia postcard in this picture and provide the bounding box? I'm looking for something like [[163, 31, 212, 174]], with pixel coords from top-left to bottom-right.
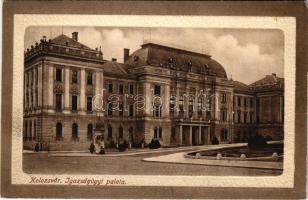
[[1, 1, 307, 199]]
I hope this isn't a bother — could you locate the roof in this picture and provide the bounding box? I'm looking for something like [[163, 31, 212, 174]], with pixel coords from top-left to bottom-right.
[[125, 43, 228, 78], [231, 80, 251, 92], [249, 74, 284, 88], [50, 34, 93, 50], [102, 61, 132, 76]]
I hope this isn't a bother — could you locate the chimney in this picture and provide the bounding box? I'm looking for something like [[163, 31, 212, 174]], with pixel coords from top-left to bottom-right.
[[124, 48, 130, 62], [72, 32, 78, 41], [112, 58, 117, 62]]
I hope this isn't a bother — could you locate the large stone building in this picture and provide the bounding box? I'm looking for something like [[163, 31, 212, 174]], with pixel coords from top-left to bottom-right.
[[23, 32, 284, 151]]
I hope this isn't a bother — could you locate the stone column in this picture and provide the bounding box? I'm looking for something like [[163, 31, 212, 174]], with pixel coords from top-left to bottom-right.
[[279, 96, 283, 123], [33, 68, 36, 108], [199, 126, 202, 145], [189, 126, 192, 145], [37, 65, 42, 108], [24, 72, 28, 110], [185, 88, 189, 118], [175, 87, 180, 117], [80, 69, 86, 114], [64, 67, 70, 113], [163, 84, 170, 118], [28, 70, 32, 109], [193, 90, 198, 119], [48, 66, 54, 111], [143, 82, 152, 117], [179, 125, 183, 146], [207, 126, 211, 144], [268, 96, 272, 122], [215, 92, 219, 121]]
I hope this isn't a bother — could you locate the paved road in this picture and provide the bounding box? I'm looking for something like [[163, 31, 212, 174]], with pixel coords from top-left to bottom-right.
[[23, 149, 282, 176]]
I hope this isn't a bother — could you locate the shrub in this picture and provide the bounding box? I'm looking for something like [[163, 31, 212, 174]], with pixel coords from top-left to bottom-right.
[[211, 136, 219, 145], [248, 134, 267, 150], [118, 140, 128, 152], [265, 135, 273, 142], [109, 140, 116, 148], [149, 138, 161, 149]]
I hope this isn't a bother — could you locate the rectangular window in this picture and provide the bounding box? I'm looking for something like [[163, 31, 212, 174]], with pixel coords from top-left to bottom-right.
[[55, 94, 62, 111], [72, 95, 78, 111], [35, 67, 38, 84], [129, 105, 134, 117], [108, 83, 113, 93], [119, 84, 124, 94], [221, 93, 227, 103], [244, 98, 247, 107], [129, 84, 134, 94], [108, 103, 113, 116], [87, 71, 93, 85], [87, 96, 92, 112], [119, 103, 123, 117], [244, 112, 247, 123], [56, 68, 62, 82], [72, 70, 78, 84], [237, 111, 241, 123], [250, 98, 254, 108], [238, 96, 241, 107], [154, 85, 161, 96], [250, 112, 253, 123]]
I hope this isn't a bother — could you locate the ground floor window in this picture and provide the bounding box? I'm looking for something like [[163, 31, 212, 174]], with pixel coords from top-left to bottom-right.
[[159, 127, 162, 139], [220, 128, 228, 141], [108, 125, 113, 140], [87, 124, 93, 141], [33, 120, 37, 140], [72, 123, 78, 141], [29, 121, 32, 140], [171, 127, 176, 140], [129, 127, 134, 143], [119, 126, 123, 139], [24, 121, 28, 140], [56, 122, 62, 141], [154, 127, 158, 138]]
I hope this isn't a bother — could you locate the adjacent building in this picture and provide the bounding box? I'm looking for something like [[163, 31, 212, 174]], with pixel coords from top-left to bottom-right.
[[23, 32, 284, 151]]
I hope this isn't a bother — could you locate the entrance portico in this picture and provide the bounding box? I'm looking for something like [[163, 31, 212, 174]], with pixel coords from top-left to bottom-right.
[[178, 123, 211, 146]]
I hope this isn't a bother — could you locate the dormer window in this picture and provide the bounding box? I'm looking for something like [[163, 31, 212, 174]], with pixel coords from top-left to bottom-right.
[[133, 55, 139, 61]]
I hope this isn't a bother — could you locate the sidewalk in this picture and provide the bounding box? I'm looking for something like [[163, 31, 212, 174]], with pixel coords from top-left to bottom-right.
[[142, 144, 283, 170], [24, 143, 245, 157], [142, 152, 283, 170]]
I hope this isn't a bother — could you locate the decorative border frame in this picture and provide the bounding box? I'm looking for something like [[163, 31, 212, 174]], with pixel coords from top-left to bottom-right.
[[2, 1, 307, 198]]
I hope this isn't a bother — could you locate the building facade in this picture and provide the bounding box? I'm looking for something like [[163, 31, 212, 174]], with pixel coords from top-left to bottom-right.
[[23, 32, 284, 151]]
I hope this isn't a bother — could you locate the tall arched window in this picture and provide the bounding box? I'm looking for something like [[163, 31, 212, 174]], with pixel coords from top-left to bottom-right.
[[24, 121, 28, 140], [72, 123, 78, 141], [220, 128, 228, 141], [29, 121, 32, 140], [33, 120, 37, 140], [87, 124, 93, 141], [159, 127, 162, 139], [154, 127, 158, 138], [108, 125, 113, 140], [129, 127, 134, 143], [171, 127, 176, 140], [56, 122, 62, 141], [119, 126, 123, 139]]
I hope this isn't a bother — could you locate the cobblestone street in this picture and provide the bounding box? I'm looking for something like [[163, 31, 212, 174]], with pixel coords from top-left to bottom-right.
[[23, 148, 282, 176]]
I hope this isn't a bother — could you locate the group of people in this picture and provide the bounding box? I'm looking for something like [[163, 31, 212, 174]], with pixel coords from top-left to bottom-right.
[[89, 142, 105, 154]]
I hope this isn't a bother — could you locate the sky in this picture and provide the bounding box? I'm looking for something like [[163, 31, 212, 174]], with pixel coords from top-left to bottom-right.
[[25, 27, 284, 84]]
